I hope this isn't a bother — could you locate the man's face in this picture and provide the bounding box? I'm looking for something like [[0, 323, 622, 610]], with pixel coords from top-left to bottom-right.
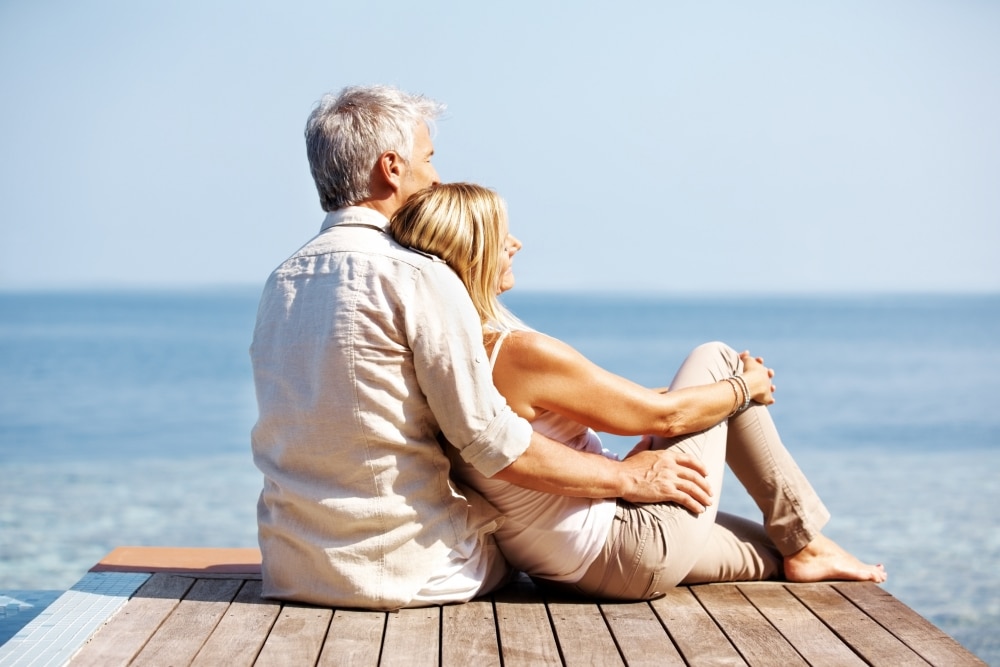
[[399, 122, 439, 201]]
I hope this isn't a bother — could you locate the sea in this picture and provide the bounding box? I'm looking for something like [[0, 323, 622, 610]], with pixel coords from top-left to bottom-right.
[[1, 289, 998, 662]]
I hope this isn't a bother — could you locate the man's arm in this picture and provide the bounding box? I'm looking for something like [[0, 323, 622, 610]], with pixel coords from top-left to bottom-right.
[[493, 431, 713, 514], [407, 263, 710, 511]]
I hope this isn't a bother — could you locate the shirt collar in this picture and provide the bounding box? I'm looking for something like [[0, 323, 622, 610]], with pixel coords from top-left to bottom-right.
[[320, 206, 391, 233]]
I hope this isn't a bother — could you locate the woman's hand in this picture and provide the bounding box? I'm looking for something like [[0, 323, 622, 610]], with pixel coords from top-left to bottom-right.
[[739, 351, 776, 405]]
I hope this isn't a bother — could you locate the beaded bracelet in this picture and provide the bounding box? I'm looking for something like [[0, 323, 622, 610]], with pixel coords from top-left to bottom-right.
[[731, 374, 752, 412], [724, 377, 743, 417]]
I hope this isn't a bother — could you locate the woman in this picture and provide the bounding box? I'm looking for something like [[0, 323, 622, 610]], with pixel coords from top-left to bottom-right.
[[390, 183, 885, 599]]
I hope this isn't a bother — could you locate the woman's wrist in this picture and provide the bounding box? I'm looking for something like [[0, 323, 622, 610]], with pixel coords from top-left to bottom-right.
[[724, 375, 751, 416]]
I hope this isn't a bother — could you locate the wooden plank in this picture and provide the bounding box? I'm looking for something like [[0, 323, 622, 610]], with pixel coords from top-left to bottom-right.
[[318, 609, 386, 667], [546, 599, 624, 666], [600, 602, 687, 667], [68, 572, 195, 666], [255, 603, 333, 666], [834, 582, 988, 666], [789, 583, 930, 666], [693, 584, 808, 666], [649, 587, 747, 666], [442, 600, 501, 667], [494, 578, 562, 666], [59, 547, 988, 667], [129, 577, 242, 666], [190, 579, 280, 666], [737, 583, 865, 667], [380, 607, 440, 667]]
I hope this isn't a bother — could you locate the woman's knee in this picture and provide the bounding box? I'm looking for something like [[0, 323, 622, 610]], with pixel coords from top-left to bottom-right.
[[672, 342, 740, 386], [692, 341, 738, 363]]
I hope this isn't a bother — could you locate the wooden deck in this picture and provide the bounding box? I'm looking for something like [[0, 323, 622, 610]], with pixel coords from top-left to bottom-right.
[[2, 547, 985, 666]]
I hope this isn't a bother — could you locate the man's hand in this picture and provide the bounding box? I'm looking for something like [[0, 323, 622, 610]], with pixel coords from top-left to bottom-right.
[[495, 430, 710, 509], [625, 434, 654, 457], [618, 448, 712, 512]]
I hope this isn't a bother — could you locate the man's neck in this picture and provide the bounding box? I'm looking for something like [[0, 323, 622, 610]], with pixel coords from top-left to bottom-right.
[[356, 199, 399, 220]]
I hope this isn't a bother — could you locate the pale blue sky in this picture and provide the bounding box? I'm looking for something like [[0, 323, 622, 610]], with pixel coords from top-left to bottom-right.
[[1, 0, 997, 293]]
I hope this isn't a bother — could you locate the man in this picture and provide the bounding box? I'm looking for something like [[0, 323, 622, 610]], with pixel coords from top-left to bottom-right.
[[250, 85, 711, 610]]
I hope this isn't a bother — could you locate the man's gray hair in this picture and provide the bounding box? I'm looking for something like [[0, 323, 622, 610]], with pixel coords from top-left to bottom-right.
[[305, 85, 446, 212]]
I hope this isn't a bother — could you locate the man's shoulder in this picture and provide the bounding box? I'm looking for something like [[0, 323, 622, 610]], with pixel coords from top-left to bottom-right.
[[310, 207, 445, 267], [266, 229, 464, 309], [399, 243, 443, 264], [285, 227, 443, 268]]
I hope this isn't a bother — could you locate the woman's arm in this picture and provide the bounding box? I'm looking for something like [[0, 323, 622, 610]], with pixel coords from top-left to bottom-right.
[[492, 331, 774, 439]]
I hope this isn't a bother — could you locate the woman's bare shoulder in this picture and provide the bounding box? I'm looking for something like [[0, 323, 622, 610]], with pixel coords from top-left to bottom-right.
[[491, 330, 590, 419], [500, 330, 585, 372]]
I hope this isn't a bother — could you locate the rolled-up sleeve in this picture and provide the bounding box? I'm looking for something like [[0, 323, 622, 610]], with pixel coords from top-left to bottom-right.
[[407, 260, 532, 477]]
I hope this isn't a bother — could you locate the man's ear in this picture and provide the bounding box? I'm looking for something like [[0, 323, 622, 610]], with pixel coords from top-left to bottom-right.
[[377, 151, 404, 193]]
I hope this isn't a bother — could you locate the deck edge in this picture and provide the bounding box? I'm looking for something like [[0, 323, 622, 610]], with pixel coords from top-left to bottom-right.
[[0, 571, 149, 667], [89, 546, 262, 574]]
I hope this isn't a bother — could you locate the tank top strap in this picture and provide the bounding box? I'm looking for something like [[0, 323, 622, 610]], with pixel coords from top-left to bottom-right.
[[488, 330, 511, 370]]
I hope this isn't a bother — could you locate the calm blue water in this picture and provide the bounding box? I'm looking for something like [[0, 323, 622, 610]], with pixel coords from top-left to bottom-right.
[[1, 290, 998, 661]]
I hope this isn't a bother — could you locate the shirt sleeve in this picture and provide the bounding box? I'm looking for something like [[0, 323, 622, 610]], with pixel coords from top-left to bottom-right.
[[407, 260, 532, 477]]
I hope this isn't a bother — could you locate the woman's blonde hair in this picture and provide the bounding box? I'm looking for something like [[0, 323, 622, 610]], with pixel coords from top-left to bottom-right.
[[390, 183, 523, 332]]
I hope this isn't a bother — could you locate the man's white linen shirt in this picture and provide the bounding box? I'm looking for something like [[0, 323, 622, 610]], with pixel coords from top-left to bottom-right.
[[250, 206, 532, 610]]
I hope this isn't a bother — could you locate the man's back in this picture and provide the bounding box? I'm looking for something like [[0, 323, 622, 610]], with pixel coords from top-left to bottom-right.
[[250, 207, 527, 609]]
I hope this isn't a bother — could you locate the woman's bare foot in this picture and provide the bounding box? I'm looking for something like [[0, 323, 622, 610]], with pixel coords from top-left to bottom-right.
[[784, 534, 887, 583]]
